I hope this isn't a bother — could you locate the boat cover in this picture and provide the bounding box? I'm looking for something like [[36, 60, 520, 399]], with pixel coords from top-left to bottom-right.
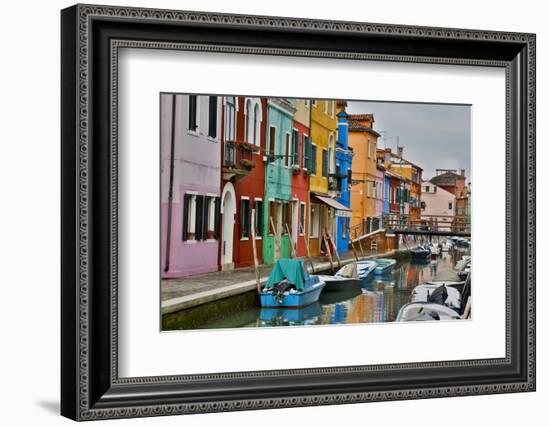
[[335, 262, 359, 279], [266, 259, 307, 290], [433, 269, 462, 282]]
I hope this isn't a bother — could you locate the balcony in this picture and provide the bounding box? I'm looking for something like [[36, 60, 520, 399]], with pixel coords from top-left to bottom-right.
[[223, 141, 259, 181]]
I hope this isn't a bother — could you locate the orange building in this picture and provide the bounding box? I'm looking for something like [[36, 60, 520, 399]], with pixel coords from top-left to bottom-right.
[[348, 114, 381, 231]]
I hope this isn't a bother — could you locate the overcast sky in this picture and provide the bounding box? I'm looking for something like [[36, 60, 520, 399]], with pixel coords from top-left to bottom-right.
[[346, 101, 471, 181]]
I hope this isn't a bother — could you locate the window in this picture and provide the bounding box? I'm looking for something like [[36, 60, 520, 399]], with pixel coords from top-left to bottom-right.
[[285, 133, 291, 167], [323, 100, 328, 114], [424, 185, 430, 192], [240, 198, 251, 239], [303, 135, 311, 170], [311, 144, 318, 175], [182, 194, 209, 241], [206, 196, 217, 239], [448, 202, 453, 210], [283, 202, 292, 234], [299, 202, 306, 235], [244, 99, 251, 143], [224, 96, 236, 141], [328, 134, 335, 174], [208, 96, 217, 138], [312, 99, 317, 107], [268, 126, 276, 162], [254, 199, 263, 237], [253, 103, 260, 146], [331, 100, 335, 118], [292, 129, 299, 166], [367, 138, 371, 159], [188, 95, 198, 132], [322, 149, 328, 177]]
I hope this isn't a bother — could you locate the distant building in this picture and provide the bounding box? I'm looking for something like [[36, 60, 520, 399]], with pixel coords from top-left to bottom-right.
[[430, 169, 468, 230], [421, 181, 455, 231]]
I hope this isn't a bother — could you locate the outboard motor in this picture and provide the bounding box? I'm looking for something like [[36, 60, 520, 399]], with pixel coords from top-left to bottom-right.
[[272, 279, 292, 304], [427, 285, 448, 306]]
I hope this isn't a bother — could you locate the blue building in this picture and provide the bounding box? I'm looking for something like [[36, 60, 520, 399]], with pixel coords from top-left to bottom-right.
[[335, 110, 353, 254]]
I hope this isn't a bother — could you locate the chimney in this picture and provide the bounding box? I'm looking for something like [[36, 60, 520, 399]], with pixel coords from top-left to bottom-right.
[[397, 146, 404, 158], [460, 168, 465, 177]]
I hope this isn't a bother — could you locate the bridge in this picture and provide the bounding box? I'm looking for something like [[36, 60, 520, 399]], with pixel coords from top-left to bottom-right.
[[350, 214, 470, 241]]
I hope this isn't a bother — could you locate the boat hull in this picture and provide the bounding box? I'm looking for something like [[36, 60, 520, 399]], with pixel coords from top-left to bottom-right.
[[321, 277, 362, 292], [260, 282, 326, 308]]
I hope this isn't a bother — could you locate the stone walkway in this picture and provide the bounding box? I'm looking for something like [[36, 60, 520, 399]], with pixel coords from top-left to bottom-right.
[[161, 250, 394, 315]]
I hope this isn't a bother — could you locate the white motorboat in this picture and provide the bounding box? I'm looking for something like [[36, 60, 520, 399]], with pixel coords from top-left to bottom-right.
[[396, 302, 461, 322]]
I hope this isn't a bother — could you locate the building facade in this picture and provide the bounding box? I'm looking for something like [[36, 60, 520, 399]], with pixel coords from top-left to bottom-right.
[[290, 99, 311, 258], [421, 181, 456, 231], [263, 98, 296, 263], [348, 114, 381, 233], [161, 94, 222, 278], [334, 109, 353, 254], [430, 169, 468, 230], [309, 99, 338, 255], [220, 96, 267, 269]]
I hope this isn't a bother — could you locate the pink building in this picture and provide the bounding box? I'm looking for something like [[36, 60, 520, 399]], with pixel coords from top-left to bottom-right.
[[420, 181, 455, 231], [161, 94, 222, 278]]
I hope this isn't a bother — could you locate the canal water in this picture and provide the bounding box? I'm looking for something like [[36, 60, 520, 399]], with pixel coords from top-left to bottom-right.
[[163, 249, 470, 331]]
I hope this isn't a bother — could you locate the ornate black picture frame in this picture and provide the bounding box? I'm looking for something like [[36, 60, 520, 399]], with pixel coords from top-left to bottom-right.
[[61, 4, 536, 421]]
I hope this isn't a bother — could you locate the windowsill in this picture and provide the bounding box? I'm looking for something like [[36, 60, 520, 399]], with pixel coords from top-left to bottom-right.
[[205, 239, 217, 243], [255, 236, 262, 240], [240, 237, 250, 241], [206, 136, 218, 143], [183, 240, 197, 245], [187, 130, 200, 137]]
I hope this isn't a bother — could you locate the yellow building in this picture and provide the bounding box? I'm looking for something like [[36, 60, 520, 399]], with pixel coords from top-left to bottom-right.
[[348, 114, 380, 232], [308, 99, 338, 255]]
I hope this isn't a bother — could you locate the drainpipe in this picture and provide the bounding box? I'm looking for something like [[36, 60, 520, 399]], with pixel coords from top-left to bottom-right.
[[163, 94, 177, 273]]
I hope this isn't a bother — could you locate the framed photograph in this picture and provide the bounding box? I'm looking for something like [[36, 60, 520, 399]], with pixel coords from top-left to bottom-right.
[[61, 4, 536, 421]]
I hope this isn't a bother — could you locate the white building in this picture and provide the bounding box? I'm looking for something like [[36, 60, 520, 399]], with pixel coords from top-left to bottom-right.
[[421, 181, 455, 231]]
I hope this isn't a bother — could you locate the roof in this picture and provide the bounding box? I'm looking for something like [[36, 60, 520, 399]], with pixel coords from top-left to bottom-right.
[[348, 113, 375, 122], [348, 121, 381, 137], [430, 171, 465, 186]]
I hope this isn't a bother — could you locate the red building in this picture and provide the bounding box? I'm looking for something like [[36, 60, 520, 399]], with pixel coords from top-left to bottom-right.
[[290, 117, 310, 258], [219, 97, 267, 270]]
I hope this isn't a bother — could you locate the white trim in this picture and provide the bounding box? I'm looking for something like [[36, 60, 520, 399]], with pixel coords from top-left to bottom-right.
[[185, 190, 199, 195], [240, 195, 250, 200]]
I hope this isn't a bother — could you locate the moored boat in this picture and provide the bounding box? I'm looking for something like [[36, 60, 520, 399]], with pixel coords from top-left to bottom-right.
[[410, 283, 462, 311], [353, 260, 378, 279], [318, 262, 361, 292], [260, 259, 325, 308], [409, 245, 431, 259], [396, 302, 461, 321], [373, 258, 396, 276], [427, 269, 466, 293]]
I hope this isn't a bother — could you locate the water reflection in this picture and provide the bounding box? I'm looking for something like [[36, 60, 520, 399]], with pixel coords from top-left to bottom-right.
[[189, 250, 469, 329]]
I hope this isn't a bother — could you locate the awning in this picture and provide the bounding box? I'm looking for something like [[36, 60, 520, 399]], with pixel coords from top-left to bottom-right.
[[311, 194, 352, 217]]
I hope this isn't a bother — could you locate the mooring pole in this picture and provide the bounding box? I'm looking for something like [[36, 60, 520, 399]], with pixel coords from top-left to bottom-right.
[[323, 230, 335, 274], [251, 209, 261, 295]]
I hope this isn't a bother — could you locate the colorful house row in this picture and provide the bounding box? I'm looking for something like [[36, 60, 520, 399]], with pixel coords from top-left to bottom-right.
[[161, 95, 353, 279], [347, 114, 423, 236]]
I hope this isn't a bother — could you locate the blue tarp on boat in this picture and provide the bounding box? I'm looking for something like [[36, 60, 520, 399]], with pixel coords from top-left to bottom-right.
[[265, 259, 307, 290]]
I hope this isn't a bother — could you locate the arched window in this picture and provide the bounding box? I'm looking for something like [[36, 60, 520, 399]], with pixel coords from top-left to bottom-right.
[[253, 103, 260, 146], [244, 99, 251, 143]]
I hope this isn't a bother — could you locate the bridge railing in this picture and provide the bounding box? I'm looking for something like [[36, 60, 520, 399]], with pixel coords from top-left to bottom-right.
[[382, 214, 470, 233]]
